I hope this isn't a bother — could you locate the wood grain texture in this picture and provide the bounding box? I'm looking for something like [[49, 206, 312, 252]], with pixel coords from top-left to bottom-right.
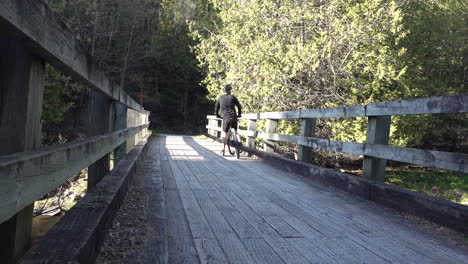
[[225, 94, 468, 120], [0, 0, 145, 112], [21, 139, 149, 264], [118, 136, 468, 264], [0, 125, 147, 223], [254, 132, 467, 173]]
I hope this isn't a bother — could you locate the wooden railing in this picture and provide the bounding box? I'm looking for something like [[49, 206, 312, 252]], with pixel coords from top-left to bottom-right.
[[207, 94, 467, 180], [0, 0, 149, 262]]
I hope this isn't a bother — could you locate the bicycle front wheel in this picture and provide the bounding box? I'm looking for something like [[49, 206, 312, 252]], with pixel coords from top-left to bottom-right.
[[231, 128, 240, 159]]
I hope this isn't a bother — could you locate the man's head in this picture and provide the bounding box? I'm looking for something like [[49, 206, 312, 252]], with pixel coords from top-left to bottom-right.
[[223, 84, 232, 94]]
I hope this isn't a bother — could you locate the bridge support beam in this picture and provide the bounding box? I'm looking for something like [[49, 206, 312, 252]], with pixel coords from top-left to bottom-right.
[[246, 119, 257, 156], [0, 36, 45, 263], [264, 119, 279, 153], [362, 116, 391, 181], [297, 118, 316, 162], [87, 90, 112, 189]]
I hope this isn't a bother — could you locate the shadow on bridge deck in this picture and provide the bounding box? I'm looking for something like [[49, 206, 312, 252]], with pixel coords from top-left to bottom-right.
[[102, 135, 467, 264]]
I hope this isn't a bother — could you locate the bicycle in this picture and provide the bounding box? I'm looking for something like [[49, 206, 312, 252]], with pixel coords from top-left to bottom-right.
[[221, 117, 241, 159]]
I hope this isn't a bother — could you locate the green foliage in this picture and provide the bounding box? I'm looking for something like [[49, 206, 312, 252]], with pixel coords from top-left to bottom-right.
[[386, 167, 468, 205], [42, 65, 77, 125], [190, 0, 467, 147]]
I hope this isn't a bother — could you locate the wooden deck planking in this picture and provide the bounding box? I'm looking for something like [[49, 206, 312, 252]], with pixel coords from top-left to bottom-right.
[[123, 140, 168, 264], [174, 142, 310, 262], [165, 137, 259, 264], [243, 161, 468, 263], [187, 147, 425, 263], [242, 238, 286, 264], [187, 137, 467, 263], [123, 136, 468, 264], [187, 160, 312, 263], [159, 138, 200, 263], [194, 238, 229, 264]]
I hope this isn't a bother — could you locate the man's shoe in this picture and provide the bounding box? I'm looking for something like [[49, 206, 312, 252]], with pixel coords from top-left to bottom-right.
[[220, 149, 225, 156]]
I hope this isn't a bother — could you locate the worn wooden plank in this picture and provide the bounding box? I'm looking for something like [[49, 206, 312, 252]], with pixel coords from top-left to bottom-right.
[[194, 239, 228, 264], [226, 183, 304, 238], [179, 190, 216, 239], [185, 161, 261, 239], [21, 141, 148, 264], [180, 141, 310, 263], [297, 118, 316, 163], [364, 144, 468, 173], [260, 110, 301, 119], [164, 190, 200, 264], [366, 94, 468, 116], [0, 125, 147, 224], [191, 190, 257, 264], [264, 119, 279, 153], [181, 137, 468, 263], [230, 95, 468, 121], [206, 125, 223, 132], [300, 105, 366, 118], [183, 151, 311, 264], [160, 146, 200, 262], [255, 132, 467, 173], [240, 154, 467, 264], [0, 36, 45, 263], [362, 116, 391, 181], [0, 0, 144, 112], [246, 119, 257, 155], [113, 103, 128, 165], [287, 237, 340, 264], [240, 113, 260, 120], [87, 90, 112, 189], [125, 139, 168, 264], [237, 129, 256, 137], [242, 238, 285, 264]]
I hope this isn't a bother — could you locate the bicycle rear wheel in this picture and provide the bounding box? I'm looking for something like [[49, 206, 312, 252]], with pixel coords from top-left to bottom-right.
[[227, 129, 235, 155]]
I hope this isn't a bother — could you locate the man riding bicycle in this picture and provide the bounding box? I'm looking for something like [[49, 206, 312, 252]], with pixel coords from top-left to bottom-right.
[[215, 84, 243, 156]]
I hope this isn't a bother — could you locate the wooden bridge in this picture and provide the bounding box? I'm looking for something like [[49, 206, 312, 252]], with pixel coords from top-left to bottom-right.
[[0, 0, 467, 263]]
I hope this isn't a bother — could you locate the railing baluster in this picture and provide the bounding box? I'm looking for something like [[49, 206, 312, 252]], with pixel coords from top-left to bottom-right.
[[362, 115, 391, 181], [217, 119, 222, 139], [247, 119, 257, 156], [113, 103, 127, 165], [87, 90, 112, 189], [0, 36, 45, 263], [297, 118, 316, 162], [264, 119, 279, 153]]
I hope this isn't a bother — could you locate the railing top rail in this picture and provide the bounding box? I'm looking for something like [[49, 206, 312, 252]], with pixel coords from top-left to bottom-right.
[[207, 94, 467, 120], [0, 125, 148, 224], [0, 0, 145, 112]]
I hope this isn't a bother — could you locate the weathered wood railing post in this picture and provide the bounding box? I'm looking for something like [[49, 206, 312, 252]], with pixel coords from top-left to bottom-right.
[[362, 116, 391, 181], [297, 118, 316, 162], [264, 119, 279, 153], [113, 102, 127, 164], [208, 119, 212, 136], [217, 119, 222, 139], [0, 36, 45, 263], [87, 90, 112, 189], [246, 118, 257, 156], [127, 109, 136, 151]]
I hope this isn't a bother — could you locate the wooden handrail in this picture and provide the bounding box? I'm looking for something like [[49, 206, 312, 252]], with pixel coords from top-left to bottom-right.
[[0, 0, 145, 112], [206, 94, 468, 175], [207, 94, 467, 120], [0, 125, 148, 224]]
